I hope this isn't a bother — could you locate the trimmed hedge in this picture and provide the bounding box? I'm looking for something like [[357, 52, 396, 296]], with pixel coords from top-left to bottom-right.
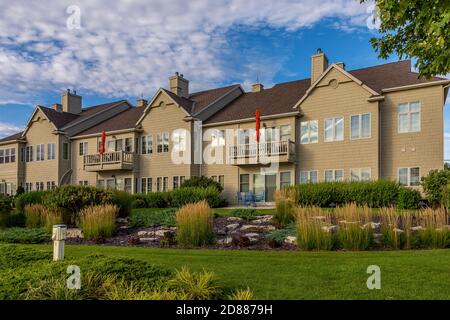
[[293, 181, 417, 208], [180, 176, 223, 192]]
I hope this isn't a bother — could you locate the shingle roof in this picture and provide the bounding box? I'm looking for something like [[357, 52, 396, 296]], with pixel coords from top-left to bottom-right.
[[204, 60, 448, 124], [161, 89, 194, 114], [74, 107, 145, 136], [189, 84, 241, 115], [39, 107, 79, 129], [0, 131, 24, 143]]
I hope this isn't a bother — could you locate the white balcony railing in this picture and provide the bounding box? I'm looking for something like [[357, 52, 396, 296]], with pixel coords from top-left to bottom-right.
[[228, 140, 295, 161], [83, 151, 134, 170]]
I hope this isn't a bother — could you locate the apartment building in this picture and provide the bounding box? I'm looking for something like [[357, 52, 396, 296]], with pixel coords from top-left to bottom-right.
[[1, 50, 448, 204]]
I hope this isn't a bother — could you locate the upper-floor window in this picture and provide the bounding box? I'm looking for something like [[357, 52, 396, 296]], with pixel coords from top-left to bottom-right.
[[280, 125, 292, 141], [172, 130, 187, 152], [398, 102, 420, 133], [211, 129, 225, 147], [20, 147, 25, 162], [0, 148, 15, 164], [325, 169, 343, 182], [47, 143, 55, 160], [350, 168, 371, 181], [399, 167, 420, 186], [62, 143, 69, 160], [157, 133, 169, 153], [125, 138, 133, 152], [36, 144, 44, 161], [300, 120, 318, 144], [26, 146, 33, 162], [106, 141, 115, 153], [141, 135, 153, 154], [324, 117, 344, 142], [238, 129, 250, 145], [79, 142, 88, 156], [351, 113, 371, 139], [299, 170, 318, 184]]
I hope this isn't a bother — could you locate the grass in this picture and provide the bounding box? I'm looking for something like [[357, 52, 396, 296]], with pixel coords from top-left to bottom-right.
[[0, 228, 50, 244], [16, 244, 450, 299]]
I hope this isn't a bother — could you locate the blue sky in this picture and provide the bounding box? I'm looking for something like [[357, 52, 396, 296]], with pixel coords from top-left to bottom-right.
[[0, 1, 449, 157]]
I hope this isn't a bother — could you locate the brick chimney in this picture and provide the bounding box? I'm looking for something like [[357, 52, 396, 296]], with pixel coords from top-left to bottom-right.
[[311, 49, 329, 84], [169, 72, 189, 99], [52, 103, 62, 112], [136, 98, 148, 108], [252, 83, 264, 93], [61, 89, 82, 114]]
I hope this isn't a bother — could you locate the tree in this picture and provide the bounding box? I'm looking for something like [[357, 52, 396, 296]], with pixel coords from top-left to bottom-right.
[[363, 0, 450, 78]]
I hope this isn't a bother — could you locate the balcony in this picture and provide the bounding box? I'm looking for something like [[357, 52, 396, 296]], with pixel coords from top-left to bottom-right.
[[228, 140, 296, 165], [83, 151, 135, 172]]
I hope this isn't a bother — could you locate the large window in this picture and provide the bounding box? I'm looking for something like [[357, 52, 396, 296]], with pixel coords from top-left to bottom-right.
[[47, 143, 55, 160], [280, 172, 291, 189], [350, 168, 371, 181], [324, 169, 344, 182], [156, 177, 162, 192], [399, 167, 420, 186], [125, 138, 133, 152], [211, 129, 225, 147], [280, 125, 292, 141], [141, 135, 153, 154], [238, 129, 250, 145], [157, 133, 169, 153], [324, 117, 344, 142], [163, 177, 169, 192], [36, 144, 44, 161], [26, 146, 34, 162], [173, 130, 187, 152], [79, 142, 88, 156], [299, 170, 318, 184], [398, 102, 420, 133], [351, 113, 371, 139], [115, 139, 123, 152], [239, 174, 250, 192], [300, 120, 318, 144], [0, 148, 15, 164]]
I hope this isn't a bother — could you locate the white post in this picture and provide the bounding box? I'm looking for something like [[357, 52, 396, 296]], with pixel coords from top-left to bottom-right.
[[52, 224, 67, 261]]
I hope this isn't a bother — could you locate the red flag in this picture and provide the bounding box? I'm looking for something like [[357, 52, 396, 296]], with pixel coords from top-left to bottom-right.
[[255, 108, 261, 143], [100, 130, 106, 154]]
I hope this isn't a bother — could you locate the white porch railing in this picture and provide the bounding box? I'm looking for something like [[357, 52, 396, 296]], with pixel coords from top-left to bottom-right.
[[83, 151, 134, 169], [228, 140, 295, 159]]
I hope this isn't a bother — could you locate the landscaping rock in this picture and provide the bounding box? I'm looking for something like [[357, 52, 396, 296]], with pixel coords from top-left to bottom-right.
[[218, 237, 233, 245], [139, 237, 158, 242], [66, 228, 83, 238], [226, 223, 240, 231], [243, 233, 260, 242], [240, 225, 275, 232], [373, 233, 383, 245], [284, 236, 297, 245], [321, 225, 337, 233], [411, 226, 423, 231], [363, 222, 381, 229], [227, 217, 243, 222], [137, 230, 151, 236], [155, 229, 173, 237], [253, 215, 273, 223], [393, 228, 404, 233], [117, 218, 128, 224]]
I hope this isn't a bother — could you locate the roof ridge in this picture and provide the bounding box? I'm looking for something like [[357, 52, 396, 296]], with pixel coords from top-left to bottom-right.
[[348, 60, 411, 73], [189, 84, 240, 97]]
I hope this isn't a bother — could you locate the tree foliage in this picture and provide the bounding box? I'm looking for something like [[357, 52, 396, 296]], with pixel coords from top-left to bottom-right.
[[363, 0, 450, 78]]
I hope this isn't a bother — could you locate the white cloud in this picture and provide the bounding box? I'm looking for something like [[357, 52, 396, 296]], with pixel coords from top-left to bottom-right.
[[0, 0, 371, 103], [0, 122, 23, 138]]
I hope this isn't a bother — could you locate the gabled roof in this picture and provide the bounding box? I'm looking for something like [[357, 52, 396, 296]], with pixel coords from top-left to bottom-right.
[[161, 89, 194, 114], [0, 131, 24, 144], [39, 107, 79, 129], [189, 84, 241, 115]]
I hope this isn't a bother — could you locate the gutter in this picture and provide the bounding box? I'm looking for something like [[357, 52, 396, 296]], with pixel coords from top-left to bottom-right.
[[70, 127, 142, 140], [381, 80, 450, 93], [202, 111, 300, 127]]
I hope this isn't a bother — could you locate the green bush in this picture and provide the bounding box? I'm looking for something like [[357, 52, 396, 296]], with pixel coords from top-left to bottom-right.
[[145, 192, 172, 208], [180, 176, 223, 192], [397, 188, 421, 209], [0, 194, 13, 213], [266, 223, 296, 245], [294, 181, 401, 208], [15, 191, 48, 213], [421, 169, 450, 207], [109, 190, 133, 217], [227, 208, 260, 221], [0, 228, 50, 244], [130, 208, 176, 228], [172, 187, 226, 208]]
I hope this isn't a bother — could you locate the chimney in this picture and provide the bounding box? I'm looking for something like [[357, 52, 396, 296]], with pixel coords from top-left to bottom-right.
[[252, 83, 264, 93], [311, 48, 329, 84], [136, 98, 148, 108], [52, 103, 62, 112], [336, 62, 345, 70], [61, 89, 82, 114], [169, 72, 189, 99]]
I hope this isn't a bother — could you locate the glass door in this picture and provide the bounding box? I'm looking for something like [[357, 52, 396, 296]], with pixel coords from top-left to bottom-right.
[[253, 174, 265, 202], [265, 174, 277, 202]]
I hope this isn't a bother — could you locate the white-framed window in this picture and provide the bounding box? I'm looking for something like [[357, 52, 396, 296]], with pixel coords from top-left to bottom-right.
[[398, 102, 421, 133], [140, 177, 152, 193], [20, 147, 25, 162], [36, 182, 44, 191], [125, 138, 133, 152], [280, 125, 292, 142], [218, 175, 224, 187], [172, 129, 187, 152], [0, 148, 16, 164], [97, 179, 105, 189], [26, 146, 33, 162], [157, 133, 169, 153], [211, 129, 226, 147], [239, 174, 250, 192], [79, 142, 88, 156], [36, 144, 44, 161], [324, 117, 344, 142], [173, 176, 181, 190], [350, 168, 372, 181], [399, 167, 420, 186], [324, 169, 344, 182], [156, 177, 162, 192], [351, 113, 371, 139], [163, 177, 168, 192], [78, 181, 88, 186], [141, 135, 153, 154], [299, 170, 318, 184], [300, 120, 318, 144], [0, 150, 4, 164], [47, 143, 55, 160], [238, 129, 250, 145], [280, 172, 291, 189]]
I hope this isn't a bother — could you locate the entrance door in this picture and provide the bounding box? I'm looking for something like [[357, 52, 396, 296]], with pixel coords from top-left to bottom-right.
[[265, 174, 277, 202]]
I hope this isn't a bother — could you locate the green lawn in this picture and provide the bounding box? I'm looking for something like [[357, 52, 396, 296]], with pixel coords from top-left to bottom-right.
[[22, 244, 450, 300]]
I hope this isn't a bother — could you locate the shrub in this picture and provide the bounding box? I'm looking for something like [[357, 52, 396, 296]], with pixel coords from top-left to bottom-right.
[[294, 181, 401, 208], [79, 205, 117, 241], [145, 192, 172, 208], [176, 201, 215, 246], [335, 204, 373, 251], [109, 190, 133, 217], [421, 169, 450, 207], [180, 176, 223, 192], [265, 223, 296, 245], [15, 191, 47, 213], [0, 228, 50, 244], [296, 206, 335, 250], [397, 188, 421, 209], [129, 208, 176, 228], [0, 194, 13, 213], [274, 189, 297, 227], [172, 187, 226, 208], [131, 194, 147, 209], [227, 208, 260, 221], [228, 288, 254, 300]]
